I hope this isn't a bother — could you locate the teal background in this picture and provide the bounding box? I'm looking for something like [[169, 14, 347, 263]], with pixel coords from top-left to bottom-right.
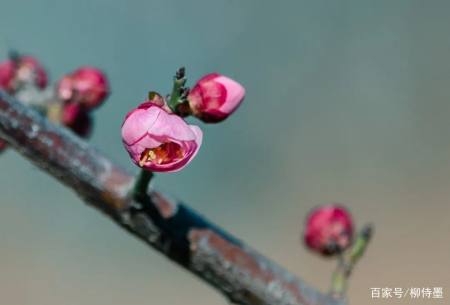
[[1, 1, 449, 304]]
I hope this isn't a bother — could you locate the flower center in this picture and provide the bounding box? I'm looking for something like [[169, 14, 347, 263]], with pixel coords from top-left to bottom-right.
[[139, 142, 184, 166]]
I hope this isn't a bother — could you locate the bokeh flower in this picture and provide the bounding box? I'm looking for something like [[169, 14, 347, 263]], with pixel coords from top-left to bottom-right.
[[0, 56, 48, 93], [0, 139, 8, 153], [304, 204, 354, 256], [61, 102, 92, 138], [57, 66, 109, 109]]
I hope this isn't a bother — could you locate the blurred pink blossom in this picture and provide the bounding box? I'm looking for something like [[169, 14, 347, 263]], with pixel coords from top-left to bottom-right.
[[304, 204, 354, 256]]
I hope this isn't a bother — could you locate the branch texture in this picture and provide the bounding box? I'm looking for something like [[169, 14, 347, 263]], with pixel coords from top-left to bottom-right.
[[0, 90, 345, 305]]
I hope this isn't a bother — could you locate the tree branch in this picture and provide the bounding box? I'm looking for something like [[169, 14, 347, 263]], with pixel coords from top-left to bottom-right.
[[0, 90, 345, 305]]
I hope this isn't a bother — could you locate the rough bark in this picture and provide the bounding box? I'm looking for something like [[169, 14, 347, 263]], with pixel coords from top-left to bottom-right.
[[0, 90, 345, 305]]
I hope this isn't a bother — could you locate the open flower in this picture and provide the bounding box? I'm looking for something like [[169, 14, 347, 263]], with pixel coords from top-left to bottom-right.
[[0, 56, 48, 93], [122, 102, 202, 172], [57, 66, 109, 109], [303, 204, 354, 256], [188, 73, 245, 123]]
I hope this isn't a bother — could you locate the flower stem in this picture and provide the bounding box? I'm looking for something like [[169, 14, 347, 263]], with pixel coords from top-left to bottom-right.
[[330, 224, 373, 298], [168, 67, 187, 112], [330, 255, 348, 298], [132, 169, 154, 201]]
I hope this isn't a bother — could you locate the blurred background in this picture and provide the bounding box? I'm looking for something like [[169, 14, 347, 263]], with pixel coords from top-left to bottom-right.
[[0, 0, 449, 304]]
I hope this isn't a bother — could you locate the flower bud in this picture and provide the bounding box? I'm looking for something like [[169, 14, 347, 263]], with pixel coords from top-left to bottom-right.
[[0, 139, 8, 153], [0, 61, 15, 92], [57, 66, 109, 109], [121, 101, 202, 172], [0, 56, 48, 93], [61, 102, 92, 138], [188, 73, 245, 123], [303, 204, 354, 256]]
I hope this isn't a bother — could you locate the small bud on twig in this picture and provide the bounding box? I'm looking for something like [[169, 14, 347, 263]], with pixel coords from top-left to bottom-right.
[[187, 73, 245, 123]]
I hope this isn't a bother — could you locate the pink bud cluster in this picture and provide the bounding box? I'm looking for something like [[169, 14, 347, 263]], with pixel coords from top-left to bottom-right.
[[56, 67, 109, 137], [0, 54, 109, 141], [121, 72, 245, 172], [303, 204, 354, 256]]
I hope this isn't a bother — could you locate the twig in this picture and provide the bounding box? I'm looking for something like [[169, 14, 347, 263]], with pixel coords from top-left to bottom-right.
[[0, 90, 345, 305], [330, 225, 373, 298]]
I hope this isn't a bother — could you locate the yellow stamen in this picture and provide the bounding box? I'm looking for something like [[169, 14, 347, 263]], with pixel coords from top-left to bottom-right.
[[139, 142, 185, 167], [148, 150, 156, 160], [139, 153, 149, 167]]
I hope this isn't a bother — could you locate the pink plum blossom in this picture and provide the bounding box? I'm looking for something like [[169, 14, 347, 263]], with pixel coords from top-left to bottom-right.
[[188, 73, 245, 123], [0, 56, 48, 93], [57, 66, 109, 109], [304, 204, 354, 256], [122, 101, 202, 172]]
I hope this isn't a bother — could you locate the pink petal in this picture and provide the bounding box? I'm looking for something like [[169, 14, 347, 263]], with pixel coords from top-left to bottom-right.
[[215, 75, 245, 114], [149, 110, 197, 141], [121, 106, 161, 145]]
